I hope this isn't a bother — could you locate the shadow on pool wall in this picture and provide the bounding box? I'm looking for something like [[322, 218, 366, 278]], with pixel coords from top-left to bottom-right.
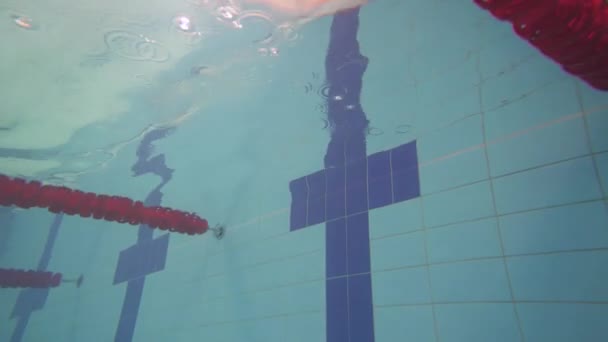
[[1, 0, 608, 341]]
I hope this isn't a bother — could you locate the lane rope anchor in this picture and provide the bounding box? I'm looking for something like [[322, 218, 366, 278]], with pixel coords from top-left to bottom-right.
[[209, 224, 225, 240]]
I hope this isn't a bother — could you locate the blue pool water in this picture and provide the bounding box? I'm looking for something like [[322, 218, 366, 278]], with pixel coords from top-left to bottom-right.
[[1, 1, 608, 341]]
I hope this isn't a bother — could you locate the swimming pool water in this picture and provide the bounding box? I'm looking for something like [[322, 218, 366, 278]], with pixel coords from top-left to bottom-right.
[[1, 1, 608, 341]]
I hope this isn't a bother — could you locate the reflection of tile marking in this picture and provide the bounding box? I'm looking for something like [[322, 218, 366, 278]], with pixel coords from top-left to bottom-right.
[[113, 126, 175, 342], [43, 105, 198, 183], [9, 214, 63, 342]]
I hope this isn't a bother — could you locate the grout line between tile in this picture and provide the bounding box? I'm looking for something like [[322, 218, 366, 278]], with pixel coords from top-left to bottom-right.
[[420, 178, 441, 342], [574, 80, 608, 202], [477, 54, 526, 342]]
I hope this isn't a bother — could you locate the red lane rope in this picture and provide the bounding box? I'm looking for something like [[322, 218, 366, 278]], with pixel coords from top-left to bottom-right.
[[474, 0, 608, 90], [0, 174, 209, 235], [0, 268, 62, 289]]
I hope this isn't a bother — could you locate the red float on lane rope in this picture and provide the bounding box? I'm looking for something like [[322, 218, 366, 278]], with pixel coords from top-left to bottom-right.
[[0, 174, 209, 235], [474, 0, 608, 91], [0, 268, 62, 289]]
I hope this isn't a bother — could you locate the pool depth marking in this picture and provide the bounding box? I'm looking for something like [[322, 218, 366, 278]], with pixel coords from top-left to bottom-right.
[[113, 128, 174, 342], [9, 214, 63, 342], [288, 10, 421, 342]]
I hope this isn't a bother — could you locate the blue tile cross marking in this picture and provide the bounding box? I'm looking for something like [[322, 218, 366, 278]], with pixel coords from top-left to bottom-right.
[[290, 141, 420, 342], [113, 127, 175, 342], [289, 10, 421, 342]]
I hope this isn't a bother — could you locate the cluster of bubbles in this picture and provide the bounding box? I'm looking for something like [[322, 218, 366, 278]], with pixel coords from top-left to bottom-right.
[[303, 73, 413, 137], [99, 0, 297, 64], [7, 0, 297, 64], [183, 0, 300, 56]]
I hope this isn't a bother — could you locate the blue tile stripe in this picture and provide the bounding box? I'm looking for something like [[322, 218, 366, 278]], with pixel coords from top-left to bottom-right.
[[9, 213, 63, 342], [288, 8, 422, 342], [113, 127, 174, 342]]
